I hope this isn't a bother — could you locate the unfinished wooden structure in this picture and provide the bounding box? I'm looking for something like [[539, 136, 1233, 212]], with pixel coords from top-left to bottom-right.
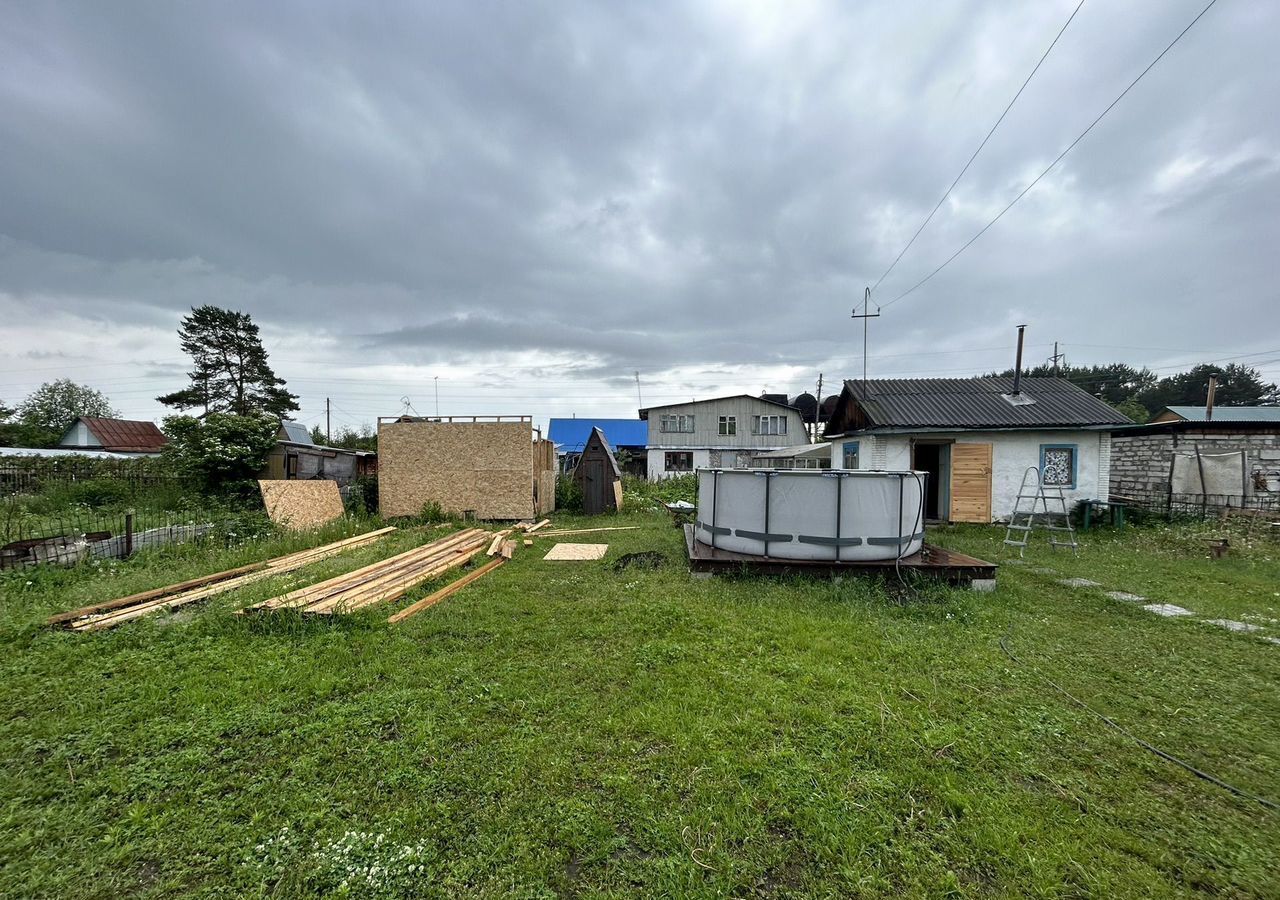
[[573, 427, 623, 515], [377, 416, 556, 520]]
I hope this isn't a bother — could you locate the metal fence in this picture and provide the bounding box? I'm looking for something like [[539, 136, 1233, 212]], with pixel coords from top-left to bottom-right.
[[1111, 489, 1280, 522], [0, 502, 218, 570], [0, 455, 177, 494]]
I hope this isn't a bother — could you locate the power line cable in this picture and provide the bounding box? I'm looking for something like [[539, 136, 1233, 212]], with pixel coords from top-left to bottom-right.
[[880, 0, 1220, 310], [872, 0, 1087, 292]]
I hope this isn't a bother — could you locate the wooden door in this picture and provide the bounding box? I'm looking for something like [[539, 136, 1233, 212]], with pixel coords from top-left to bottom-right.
[[949, 443, 992, 523], [583, 458, 606, 514]]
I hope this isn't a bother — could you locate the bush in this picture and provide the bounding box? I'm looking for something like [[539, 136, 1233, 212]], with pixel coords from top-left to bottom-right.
[[346, 475, 378, 515], [51, 478, 134, 508], [555, 475, 583, 512], [419, 500, 450, 523], [161, 413, 279, 495], [623, 474, 696, 506]]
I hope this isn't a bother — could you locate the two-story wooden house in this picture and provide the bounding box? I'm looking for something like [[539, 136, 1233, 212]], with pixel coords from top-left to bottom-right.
[[638, 395, 809, 479]]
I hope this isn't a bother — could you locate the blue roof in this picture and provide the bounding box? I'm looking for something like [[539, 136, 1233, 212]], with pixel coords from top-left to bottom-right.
[[547, 418, 647, 453]]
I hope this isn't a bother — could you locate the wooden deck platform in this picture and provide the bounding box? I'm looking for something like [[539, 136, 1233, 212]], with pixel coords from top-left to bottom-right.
[[684, 525, 996, 584]]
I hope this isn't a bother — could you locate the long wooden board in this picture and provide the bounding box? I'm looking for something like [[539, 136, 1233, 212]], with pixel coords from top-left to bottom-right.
[[300, 539, 488, 614], [307, 543, 488, 615], [54, 527, 398, 630], [248, 529, 486, 612], [388, 558, 505, 624]]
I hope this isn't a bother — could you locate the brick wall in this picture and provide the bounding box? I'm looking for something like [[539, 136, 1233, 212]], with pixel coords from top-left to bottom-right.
[[1110, 428, 1280, 498]]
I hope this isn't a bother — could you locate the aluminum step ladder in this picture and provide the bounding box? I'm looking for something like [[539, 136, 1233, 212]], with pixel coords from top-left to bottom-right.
[[1003, 466, 1078, 557]]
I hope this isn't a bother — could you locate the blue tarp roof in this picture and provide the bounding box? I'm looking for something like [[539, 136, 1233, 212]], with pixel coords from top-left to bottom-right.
[[547, 418, 647, 453]]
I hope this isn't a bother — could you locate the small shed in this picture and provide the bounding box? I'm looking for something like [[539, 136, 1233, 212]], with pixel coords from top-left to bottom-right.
[[58, 417, 168, 456], [574, 427, 623, 514]]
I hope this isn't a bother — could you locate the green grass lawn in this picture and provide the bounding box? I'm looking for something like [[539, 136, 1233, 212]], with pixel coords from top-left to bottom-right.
[[1, 510, 1277, 898]]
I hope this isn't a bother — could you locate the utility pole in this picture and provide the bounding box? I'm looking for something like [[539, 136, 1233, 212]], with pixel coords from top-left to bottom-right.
[[814, 373, 823, 442], [851, 287, 881, 400], [635, 371, 642, 408], [1049, 341, 1066, 376], [434, 376, 439, 418], [325, 398, 331, 444]]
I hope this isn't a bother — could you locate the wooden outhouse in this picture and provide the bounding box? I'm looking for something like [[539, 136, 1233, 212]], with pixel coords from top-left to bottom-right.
[[574, 427, 623, 514]]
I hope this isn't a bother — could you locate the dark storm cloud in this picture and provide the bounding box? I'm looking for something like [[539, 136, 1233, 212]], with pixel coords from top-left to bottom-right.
[[1, 0, 1277, 422]]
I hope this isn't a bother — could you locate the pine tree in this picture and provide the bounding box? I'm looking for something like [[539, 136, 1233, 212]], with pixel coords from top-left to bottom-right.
[[157, 306, 300, 419]]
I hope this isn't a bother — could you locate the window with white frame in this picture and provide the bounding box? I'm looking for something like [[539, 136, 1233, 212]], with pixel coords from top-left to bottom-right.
[[659, 414, 695, 433], [718, 415, 736, 436], [752, 414, 787, 436], [1040, 444, 1077, 488], [664, 451, 693, 472]]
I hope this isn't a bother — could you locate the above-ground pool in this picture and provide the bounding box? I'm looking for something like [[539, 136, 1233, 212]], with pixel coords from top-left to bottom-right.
[[694, 468, 927, 561]]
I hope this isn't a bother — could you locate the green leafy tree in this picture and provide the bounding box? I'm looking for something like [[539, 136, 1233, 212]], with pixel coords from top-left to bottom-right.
[[161, 413, 280, 494], [1136, 363, 1278, 412], [0, 393, 64, 448], [157, 306, 300, 419], [1110, 397, 1150, 424], [309, 424, 327, 445], [17, 379, 117, 433], [329, 423, 377, 452]]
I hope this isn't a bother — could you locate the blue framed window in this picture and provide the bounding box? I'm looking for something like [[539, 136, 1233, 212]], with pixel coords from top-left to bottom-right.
[[1040, 444, 1078, 488], [842, 441, 860, 469]]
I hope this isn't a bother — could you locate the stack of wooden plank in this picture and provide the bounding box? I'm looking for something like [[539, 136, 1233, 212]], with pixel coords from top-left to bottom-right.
[[244, 527, 493, 616], [50, 527, 397, 632]]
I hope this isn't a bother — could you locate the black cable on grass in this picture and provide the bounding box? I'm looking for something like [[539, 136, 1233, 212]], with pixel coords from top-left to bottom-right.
[[999, 627, 1279, 812]]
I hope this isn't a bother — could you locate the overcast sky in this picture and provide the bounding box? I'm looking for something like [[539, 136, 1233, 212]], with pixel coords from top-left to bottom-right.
[[1, 0, 1277, 433]]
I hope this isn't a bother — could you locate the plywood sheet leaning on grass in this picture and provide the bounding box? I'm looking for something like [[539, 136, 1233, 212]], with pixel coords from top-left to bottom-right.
[[543, 543, 608, 561], [260, 480, 345, 530], [379, 420, 545, 520]]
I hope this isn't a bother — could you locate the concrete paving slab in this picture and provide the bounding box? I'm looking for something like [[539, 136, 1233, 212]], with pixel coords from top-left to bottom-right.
[[1105, 591, 1146, 603], [1058, 578, 1101, 588], [1204, 618, 1262, 633], [1143, 603, 1195, 618]]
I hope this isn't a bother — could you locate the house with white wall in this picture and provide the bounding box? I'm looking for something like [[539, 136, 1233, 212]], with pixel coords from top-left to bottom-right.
[[823, 378, 1131, 522], [639, 394, 808, 479]]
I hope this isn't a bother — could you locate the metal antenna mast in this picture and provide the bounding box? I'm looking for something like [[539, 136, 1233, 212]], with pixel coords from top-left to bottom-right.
[[851, 286, 881, 399], [1048, 341, 1066, 376]]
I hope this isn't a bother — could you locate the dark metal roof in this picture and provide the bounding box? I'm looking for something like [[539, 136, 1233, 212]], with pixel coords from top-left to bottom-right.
[[76, 417, 168, 452], [838, 378, 1132, 430], [1160, 405, 1280, 424]]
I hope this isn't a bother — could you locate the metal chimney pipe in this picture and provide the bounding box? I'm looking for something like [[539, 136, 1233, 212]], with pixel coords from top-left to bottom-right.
[[1206, 372, 1218, 422], [1012, 324, 1027, 394]]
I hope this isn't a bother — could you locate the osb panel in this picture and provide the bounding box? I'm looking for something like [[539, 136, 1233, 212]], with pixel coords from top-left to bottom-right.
[[543, 543, 608, 560], [379, 421, 537, 520], [533, 438, 557, 516], [259, 480, 345, 530]]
